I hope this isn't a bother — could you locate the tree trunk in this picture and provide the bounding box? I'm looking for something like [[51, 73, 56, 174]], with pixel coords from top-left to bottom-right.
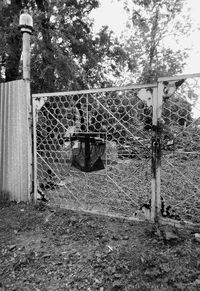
[[35, 0, 55, 92], [5, 0, 23, 82]]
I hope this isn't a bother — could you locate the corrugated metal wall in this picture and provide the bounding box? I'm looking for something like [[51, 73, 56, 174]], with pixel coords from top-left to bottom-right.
[[0, 80, 32, 202]]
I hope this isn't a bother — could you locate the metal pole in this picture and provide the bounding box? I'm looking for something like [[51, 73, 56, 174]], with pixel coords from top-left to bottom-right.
[[151, 84, 162, 222], [32, 99, 38, 202], [151, 87, 157, 221], [156, 82, 163, 219]]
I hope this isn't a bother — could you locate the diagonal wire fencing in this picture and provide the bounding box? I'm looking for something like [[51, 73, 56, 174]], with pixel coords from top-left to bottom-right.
[[32, 85, 155, 219], [160, 76, 200, 223]]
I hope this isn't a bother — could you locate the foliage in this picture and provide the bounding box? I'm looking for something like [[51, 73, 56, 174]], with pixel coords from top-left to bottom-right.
[[161, 78, 200, 146], [0, 0, 132, 92], [0, 0, 23, 82], [119, 0, 190, 84], [0, 0, 197, 136], [109, 0, 196, 133]]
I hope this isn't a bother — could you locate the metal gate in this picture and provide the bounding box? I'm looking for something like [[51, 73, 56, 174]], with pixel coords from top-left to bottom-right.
[[32, 74, 200, 224], [158, 75, 200, 224], [32, 83, 157, 220]]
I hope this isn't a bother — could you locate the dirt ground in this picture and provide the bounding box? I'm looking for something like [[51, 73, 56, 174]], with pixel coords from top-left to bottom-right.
[[1, 201, 200, 291]]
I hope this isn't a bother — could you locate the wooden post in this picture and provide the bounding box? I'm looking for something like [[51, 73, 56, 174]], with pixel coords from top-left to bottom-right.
[[19, 10, 34, 200], [22, 32, 31, 80], [19, 9, 33, 80], [85, 134, 90, 172]]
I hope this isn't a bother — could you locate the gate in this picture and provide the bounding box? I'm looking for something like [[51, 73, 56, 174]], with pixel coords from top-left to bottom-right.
[[32, 84, 157, 220], [32, 73, 200, 224], [158, 75, 200, 224]]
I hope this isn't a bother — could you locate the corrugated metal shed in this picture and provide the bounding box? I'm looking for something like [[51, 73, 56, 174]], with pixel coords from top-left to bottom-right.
[[0, 80, 32, 202]]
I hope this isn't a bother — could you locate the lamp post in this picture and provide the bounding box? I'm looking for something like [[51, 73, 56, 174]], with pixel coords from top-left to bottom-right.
[[19, 9, 33, 80]]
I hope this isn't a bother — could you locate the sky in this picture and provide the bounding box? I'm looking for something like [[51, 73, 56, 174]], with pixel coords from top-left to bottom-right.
[[90, 0, 200, 118], [90, 0, 200, 75]]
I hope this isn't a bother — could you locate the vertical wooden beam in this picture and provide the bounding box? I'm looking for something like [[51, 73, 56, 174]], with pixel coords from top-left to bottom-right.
[[22, 32, 31, 80], [19, 10, 34, 200], [19, 9, 33, 80], [85, 134, 91, 172]]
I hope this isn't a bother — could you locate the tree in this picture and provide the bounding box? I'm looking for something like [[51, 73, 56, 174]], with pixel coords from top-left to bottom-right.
[[119, 0, 190, 84], [0, 0, 132, 92], [113, 0, 195, 133], [0, 0, 24, 82]]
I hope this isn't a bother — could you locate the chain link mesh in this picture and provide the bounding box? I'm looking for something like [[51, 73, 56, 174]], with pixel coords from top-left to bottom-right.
[[161, 77, 200, 223], [34, 88, 153, 218]]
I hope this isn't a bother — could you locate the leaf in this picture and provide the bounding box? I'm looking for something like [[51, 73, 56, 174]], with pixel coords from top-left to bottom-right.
[[8, 245, 16, 251], [165, 231, 179, 241], [112, 280, 123, 290]]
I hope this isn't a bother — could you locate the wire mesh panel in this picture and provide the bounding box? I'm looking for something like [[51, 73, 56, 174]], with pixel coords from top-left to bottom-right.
[[33, 86, 155, 218], [160, 77, 200, 223]]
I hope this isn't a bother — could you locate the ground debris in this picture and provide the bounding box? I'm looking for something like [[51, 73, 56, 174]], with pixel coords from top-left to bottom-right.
[[149, 223, 187, 244], [164, 230, 180, 242], [194, 233, 200, 242], [7, 245, 16, 251], [1, 203, 200, 290]]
